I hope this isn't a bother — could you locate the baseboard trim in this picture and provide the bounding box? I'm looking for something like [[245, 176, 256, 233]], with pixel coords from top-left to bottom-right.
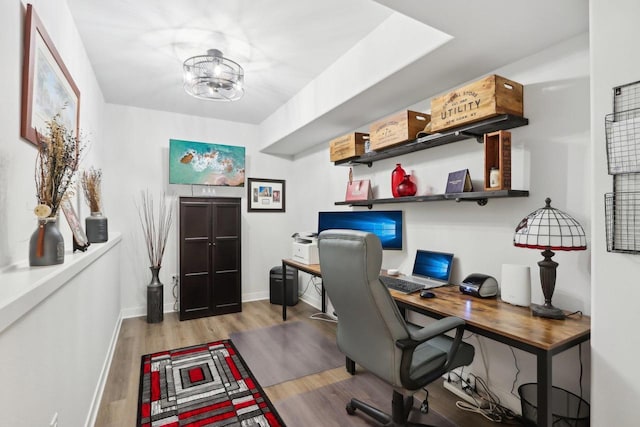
[[121, 302, 176, 319], [120, 294, 319, 319], [299, 295, 321, 310], [84, 310, 124, 427]]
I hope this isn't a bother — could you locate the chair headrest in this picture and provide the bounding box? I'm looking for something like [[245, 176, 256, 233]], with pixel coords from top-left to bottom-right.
[[318, 229, 382, 278]]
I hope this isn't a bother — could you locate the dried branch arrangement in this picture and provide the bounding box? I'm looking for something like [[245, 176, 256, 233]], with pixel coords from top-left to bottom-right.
[[137, 191, 174, 268], [82, 168, 103, 213], [34, 113, 83, 217]]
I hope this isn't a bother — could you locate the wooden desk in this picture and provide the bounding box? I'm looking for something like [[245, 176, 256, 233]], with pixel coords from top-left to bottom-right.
[[280, 260, 591, 427], [393, 285, 590, 427]]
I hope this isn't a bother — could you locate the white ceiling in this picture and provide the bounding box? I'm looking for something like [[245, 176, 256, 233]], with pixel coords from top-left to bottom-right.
[[66, 0, 589, 156]]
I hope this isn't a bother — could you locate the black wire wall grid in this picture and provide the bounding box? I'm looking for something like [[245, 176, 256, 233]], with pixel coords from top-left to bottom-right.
[[605, 80, 640, 253]]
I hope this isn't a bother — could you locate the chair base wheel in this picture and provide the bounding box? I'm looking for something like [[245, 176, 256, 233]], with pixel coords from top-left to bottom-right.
[[346, 403, 356, 415], [419, 402, 429, 414]]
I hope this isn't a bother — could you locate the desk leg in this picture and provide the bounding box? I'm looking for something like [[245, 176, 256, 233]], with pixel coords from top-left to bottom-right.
[[346, 357, 355, 375], [321, 280, 326, 313], [537, 352, 552, 427], [282, 261, 287, 321]]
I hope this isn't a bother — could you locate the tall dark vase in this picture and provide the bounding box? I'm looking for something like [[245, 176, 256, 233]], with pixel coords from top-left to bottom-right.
[[147, 266, 164, 323], [29, 217, 64, 266], [86, 212, 108, 243]]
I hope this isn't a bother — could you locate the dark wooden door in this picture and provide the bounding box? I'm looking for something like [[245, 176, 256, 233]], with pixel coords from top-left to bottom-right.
[[211, 201, 241, 315], [179, 197, 241, 320]]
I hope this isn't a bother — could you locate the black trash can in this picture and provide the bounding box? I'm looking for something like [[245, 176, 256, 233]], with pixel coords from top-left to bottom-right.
[[518, 383, 590, 427], [269, 266, 299, 306]]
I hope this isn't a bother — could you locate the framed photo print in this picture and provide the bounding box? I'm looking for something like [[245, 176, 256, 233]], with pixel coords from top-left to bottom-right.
[[21, 4, 80, 146], [248, 178, 285, 212], [60, 199, 90, 252]]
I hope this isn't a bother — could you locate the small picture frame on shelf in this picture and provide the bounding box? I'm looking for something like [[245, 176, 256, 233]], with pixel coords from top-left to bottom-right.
[[445, 169, 473, 193], [60, 199, 90, 252], [345, 179, 373, 201]]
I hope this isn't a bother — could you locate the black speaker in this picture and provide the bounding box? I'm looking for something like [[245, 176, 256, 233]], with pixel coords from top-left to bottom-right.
[[269, 266, 299, 306]]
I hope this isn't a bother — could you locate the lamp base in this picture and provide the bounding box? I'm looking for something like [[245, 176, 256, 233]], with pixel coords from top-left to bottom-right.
[[531, 303, 566, 320]]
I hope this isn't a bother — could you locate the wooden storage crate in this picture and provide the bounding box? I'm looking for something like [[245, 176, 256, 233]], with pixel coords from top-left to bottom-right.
[[431, 75, 523, 132], [369, 110, 430, 151], [329, 132, 368, 162], [484, 130, 511, 191]]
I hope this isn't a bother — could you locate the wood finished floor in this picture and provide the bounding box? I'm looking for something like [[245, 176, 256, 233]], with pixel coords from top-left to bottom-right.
[[95, 300, 515, 426]]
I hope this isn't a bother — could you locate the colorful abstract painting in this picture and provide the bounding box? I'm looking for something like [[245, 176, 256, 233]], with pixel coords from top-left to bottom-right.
[[169, 139, 245, 186]]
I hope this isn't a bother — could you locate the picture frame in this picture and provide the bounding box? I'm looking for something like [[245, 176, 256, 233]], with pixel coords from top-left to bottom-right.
[[345, 179, 373, 201], [247, 178, 286, 212], [60, 199, 90, 252], [21, 4, 80, 146]]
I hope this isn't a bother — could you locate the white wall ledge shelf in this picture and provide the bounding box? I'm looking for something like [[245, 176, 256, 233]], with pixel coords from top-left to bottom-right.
[[0, 232, 122, 333]]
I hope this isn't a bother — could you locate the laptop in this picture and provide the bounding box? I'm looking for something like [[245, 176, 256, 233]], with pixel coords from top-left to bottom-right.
[[381, 250, 454, 293]]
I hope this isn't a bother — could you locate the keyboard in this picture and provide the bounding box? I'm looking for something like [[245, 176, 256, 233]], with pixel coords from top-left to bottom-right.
[[379, 276, 424, 294]]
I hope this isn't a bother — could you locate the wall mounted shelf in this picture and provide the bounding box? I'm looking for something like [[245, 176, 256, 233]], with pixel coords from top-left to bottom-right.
[[336, 189, 529, 208], [335, 114, 529, 167]]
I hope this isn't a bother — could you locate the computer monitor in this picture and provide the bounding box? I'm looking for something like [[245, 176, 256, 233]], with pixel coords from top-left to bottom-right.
[[412, 250, 454, 284], [317, 210, 403, 250]]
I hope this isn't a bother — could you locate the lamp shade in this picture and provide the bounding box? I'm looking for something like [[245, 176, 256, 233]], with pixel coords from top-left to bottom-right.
[[513, 197, 586, 319], [183, 49, 244, 101], [514, 198, 587, 251]]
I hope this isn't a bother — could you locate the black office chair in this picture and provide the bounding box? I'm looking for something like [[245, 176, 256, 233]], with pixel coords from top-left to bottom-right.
[[318, 230, 475, 427]]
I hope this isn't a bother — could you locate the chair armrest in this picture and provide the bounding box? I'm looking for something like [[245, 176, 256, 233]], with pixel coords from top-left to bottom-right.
[[395, 316, 465, 350], [395, 316, 468, 389]]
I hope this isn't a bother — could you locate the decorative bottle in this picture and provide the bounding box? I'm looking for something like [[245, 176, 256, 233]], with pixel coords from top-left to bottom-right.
[[489, 167, 500, 188], [86, 211, 109, 243], [396, 174, 417, 197], [391, 164, 406, 198], [29, 217, 64, 266]]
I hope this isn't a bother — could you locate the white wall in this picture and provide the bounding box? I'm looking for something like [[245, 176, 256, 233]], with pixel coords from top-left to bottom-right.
[[103, 105, 298, 315], [291, 33, 592, 413], [0, 1, 119, 425], [0, 0, 107, 268], [0, 243, 122, 427], [590, 0, 640, 424]]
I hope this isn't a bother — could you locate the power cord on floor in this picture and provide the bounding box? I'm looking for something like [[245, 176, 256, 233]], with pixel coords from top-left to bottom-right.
[[300, 276, 337, 323], [509, 346, 521, 398], [309, 312, 337, 323], [452, 375, 520, 423]]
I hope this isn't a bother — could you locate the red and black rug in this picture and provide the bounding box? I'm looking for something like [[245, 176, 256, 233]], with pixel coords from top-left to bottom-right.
[[137, 339, 285, 427]]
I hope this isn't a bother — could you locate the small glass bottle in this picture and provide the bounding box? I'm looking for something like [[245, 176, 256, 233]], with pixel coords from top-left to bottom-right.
[[489, 167, 500, 188]]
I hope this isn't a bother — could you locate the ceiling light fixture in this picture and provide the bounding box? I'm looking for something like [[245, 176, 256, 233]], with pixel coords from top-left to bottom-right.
[[183, 49, 244, 101]]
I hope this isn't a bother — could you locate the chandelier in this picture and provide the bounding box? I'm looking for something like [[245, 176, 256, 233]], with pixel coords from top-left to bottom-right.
[[183, 49, 244, 101]]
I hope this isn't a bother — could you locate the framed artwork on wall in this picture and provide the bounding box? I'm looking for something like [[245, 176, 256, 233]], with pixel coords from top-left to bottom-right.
[[169, 139, 245, 186], [21, 3, 80, 146], [247, 178, 285, 212]]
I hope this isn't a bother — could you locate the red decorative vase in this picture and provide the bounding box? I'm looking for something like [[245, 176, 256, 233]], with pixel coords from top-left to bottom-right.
[[391, 164, 406, 198], [397, 174, 417, 197]]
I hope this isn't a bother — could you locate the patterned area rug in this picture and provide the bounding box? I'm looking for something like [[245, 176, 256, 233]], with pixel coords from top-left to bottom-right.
[[137, 340, 285, 427]]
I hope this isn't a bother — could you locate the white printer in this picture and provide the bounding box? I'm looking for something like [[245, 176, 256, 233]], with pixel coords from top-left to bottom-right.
[[292, 232, 319, 265]]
